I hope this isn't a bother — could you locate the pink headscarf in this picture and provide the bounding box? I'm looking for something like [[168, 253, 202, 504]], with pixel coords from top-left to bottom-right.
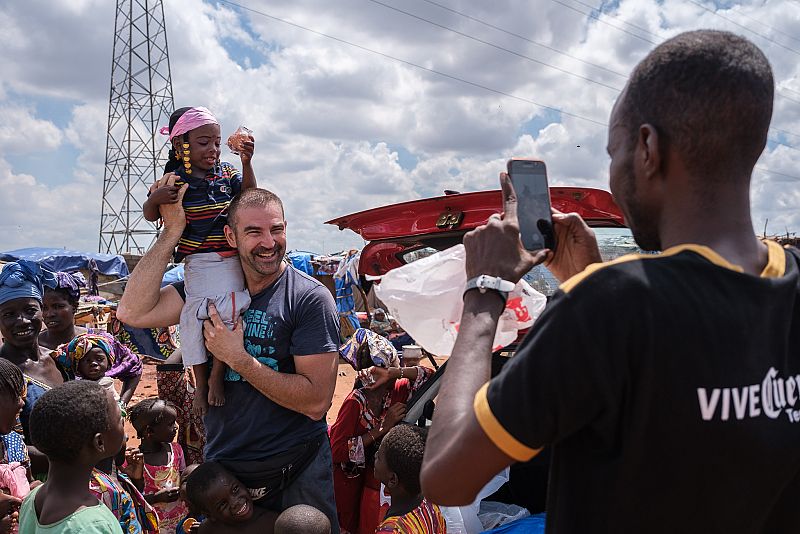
[[159, 107, 219, 139]]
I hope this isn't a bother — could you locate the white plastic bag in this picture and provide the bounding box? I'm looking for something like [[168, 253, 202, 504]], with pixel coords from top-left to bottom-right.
[[478, 501, 531, 530], [375, 245, 546, 356], [441, 468, 511, 534]]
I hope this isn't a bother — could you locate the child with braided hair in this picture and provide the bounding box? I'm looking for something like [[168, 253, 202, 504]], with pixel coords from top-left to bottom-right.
[[125, 397, 188, 533], [142, 106, 257, 417]]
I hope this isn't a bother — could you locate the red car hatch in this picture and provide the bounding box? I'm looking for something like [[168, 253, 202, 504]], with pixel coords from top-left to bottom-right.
[[326, 188, 626, 277]]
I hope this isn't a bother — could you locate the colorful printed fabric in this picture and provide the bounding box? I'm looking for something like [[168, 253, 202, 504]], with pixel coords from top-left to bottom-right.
[[0, 260, 57, 305], [90, 469, 147, 534], [141, 442, 188, 533], [173, 162, 242, 262], [110, 313, 179, 362], [156, 365, 205, 465], [339, 328, 399, 370], [56, 332, 143, 381], [376, 499, 447, 533], [330, 366, 435, 534], [17, 375, 51, 441], [53, 271, 87, 302], [1, 432, 29, 466], [116, 472, 160, 533], [0, 461, 29, 533]]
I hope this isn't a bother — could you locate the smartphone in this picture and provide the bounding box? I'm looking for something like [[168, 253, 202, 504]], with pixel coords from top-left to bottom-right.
[[506, 158, 556, 251]]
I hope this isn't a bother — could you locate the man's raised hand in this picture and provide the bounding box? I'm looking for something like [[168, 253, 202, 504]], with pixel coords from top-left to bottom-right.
[[544, 209, 602, 283], [463, 173, 549, 283]]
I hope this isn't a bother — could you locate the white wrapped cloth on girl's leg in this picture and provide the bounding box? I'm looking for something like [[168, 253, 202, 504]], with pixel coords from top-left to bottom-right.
[[179, 252, 251, 366]]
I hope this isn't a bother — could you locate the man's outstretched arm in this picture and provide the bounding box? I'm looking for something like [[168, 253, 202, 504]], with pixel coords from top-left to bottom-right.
[[117, 177, 187, 328], [421, 173, 600, 505]]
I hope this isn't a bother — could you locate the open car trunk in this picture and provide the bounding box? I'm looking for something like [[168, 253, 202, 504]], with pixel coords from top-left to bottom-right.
[[328, 187, 629, 518]]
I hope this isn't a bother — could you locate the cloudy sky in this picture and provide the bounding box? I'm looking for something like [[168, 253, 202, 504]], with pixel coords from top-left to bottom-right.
[[0, 0, 798, 256]]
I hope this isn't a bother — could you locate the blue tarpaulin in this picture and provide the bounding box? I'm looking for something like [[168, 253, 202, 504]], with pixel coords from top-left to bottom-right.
[[481, 514, 546, 533], [0, 247, 129, 278], [287, 251, 315, 275], [161, 264, 184, 287]]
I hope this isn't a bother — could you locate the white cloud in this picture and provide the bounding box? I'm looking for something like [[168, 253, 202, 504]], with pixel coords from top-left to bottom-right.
[[0, 159, 102, 250], [0, 0, 798, 255], [0, 106, 63, 154]]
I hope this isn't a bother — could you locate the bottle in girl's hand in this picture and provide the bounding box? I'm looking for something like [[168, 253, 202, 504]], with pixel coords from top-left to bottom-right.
[[227, 126, 253, 155]]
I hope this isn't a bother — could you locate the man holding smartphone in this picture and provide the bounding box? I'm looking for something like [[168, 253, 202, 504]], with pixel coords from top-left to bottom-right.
[[422, 30, 800, 532]]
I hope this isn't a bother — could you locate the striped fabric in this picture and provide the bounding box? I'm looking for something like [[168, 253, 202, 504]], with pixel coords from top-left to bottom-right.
[[376, 499, 447, 533], [174, 162, 242, 261]]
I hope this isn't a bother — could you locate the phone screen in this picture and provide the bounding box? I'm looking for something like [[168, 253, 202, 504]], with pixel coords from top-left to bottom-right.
[[508, 159, 555, 251]]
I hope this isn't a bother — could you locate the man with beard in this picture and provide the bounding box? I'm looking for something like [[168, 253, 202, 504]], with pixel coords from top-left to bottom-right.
[[118, 184, 340, 532], [0, 260, 66, 476], [421, 31, 800, 533]]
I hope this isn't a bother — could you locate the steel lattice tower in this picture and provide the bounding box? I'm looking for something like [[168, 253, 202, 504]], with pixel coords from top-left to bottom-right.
[[100, 0, 174, 254]]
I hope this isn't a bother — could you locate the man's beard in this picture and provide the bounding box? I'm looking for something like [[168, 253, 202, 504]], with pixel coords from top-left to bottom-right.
[[242, 243, 285, 276]]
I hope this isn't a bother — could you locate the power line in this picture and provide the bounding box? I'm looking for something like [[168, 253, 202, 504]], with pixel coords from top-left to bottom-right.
[[699, 1, 800, 46], [755, 166, 800, 181], [563, 0, 666, 42], [781, 86, 800, 99], [216, 0, 609, 126], [416, 0, 628, 79], [217, 0, 800, 181], [547, 0, 658, 45], [410, 0, 800, 143], [771, 126, 800, 141], [545, 0, 800, 114], [364, 0, 624, 92], [682, 0, 800, 58]]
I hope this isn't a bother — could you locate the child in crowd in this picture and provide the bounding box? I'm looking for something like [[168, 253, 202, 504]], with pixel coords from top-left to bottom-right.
[[54, 332, 143, 406], [374, 425, 446, 534], [127, 397, 188, 533], [90, 433, 159, 534], [143, 106, 257, 416], [0, 359, 37, 534], [177, 463, 204, 534], [184, 461, 277, 533], [274, 505, 331, 534], [19, 381, 125, 532]]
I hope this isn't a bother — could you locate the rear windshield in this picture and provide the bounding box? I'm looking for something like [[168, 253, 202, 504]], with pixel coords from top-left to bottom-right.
[[400, 228, 640, 297], [524, 228, 639, 296]]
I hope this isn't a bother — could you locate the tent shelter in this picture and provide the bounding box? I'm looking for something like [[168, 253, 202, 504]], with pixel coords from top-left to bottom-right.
[[0, 247, 129, 277]]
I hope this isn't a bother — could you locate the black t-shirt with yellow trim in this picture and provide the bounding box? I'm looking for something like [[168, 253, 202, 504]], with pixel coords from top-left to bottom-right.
[[474, 241, 800, 533]]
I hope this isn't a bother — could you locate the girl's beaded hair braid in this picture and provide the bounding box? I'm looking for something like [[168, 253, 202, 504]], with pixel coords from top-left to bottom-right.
[[163, 107, 193, 175], [128, 397, 177, 437]]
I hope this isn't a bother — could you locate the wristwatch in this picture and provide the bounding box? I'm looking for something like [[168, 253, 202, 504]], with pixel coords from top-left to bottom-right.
[[464, 275, 515, 302]]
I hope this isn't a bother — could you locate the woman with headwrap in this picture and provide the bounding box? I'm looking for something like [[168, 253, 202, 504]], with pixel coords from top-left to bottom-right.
[[329, 328, 435, 534], [54, 332, 142, 406], [140, 106, 257, 417], [0, 261, 65, 478], [38, 271, 88, 350]]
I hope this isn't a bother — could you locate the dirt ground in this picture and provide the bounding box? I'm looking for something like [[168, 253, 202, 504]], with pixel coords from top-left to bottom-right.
[[124, 358, 441, 447]]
